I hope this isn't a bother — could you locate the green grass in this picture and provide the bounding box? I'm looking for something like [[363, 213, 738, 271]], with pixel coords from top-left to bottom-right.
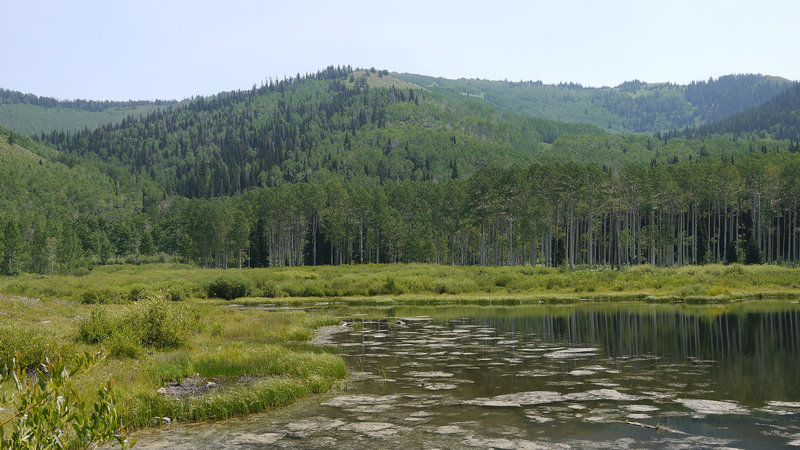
[[0, 284, 348, 433], [2, 263, 799, 305], [2, 261, 799, 435]]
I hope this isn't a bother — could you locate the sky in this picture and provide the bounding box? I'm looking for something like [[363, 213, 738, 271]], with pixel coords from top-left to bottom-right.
[[3, 0, 799, 101]]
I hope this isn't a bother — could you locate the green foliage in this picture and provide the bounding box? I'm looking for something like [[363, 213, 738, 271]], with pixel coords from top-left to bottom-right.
[[81, 287, 122, 304], [124, 294, 197, 349], [395, 72, 792, 133], [207, 273, 253, 300], [76, 308, 113, 345], [0, 325, 57, 375], [0, 352, 134, 449], [76, 293, 198, 355], [746, 238, 762, 265], [725, 241, 739, 264]]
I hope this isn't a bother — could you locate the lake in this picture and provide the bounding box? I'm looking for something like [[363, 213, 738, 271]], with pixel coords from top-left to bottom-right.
[[136, 301, 800, 448]]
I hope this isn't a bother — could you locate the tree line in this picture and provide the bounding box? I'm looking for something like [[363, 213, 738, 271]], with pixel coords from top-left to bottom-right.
[[3, 152, 799, 275]]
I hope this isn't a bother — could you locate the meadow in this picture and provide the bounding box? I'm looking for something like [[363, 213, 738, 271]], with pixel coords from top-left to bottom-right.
[[1, 262, 799, 446]]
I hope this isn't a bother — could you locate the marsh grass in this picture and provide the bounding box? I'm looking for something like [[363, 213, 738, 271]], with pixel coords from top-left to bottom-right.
[[2, 263, 799, 304], [0, 285, 348, 434], [2, 262, 800, 433]]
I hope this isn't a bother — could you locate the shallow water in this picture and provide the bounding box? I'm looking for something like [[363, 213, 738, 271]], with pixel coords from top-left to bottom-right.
[[136, 302, 800, 448]]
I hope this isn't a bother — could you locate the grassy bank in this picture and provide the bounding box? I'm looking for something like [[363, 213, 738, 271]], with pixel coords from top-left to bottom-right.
[[1, 263, 799, 305], [2, 262, 799, 442], [0, 289, 346, 441]]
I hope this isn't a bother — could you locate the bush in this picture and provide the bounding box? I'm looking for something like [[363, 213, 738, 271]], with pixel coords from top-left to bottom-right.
[[77, 308, 113, 344], [76, 293, 199, 355], [80, 287, 121, 304], [0, 325, 57, 374], [207, 274, 253, 300], [161, 281, 194, 301], [0, 352, 134, 449], [123, 295, 198, 349]]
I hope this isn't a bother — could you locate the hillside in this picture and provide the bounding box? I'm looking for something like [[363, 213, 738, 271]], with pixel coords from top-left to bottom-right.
[[38, 68, 793, 200], [0, 88, 175, 135], [2, 67, 799, 275], [678, 82, 800, 142], [39, 66, 605, 198], [394, 73, 794, 134]]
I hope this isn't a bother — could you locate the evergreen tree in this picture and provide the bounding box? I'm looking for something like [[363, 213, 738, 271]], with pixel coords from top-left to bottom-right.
[[745, 238, 761, 265]]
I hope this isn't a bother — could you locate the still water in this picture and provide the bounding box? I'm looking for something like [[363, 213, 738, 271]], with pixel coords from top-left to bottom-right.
[[137, 302, 800, 448]]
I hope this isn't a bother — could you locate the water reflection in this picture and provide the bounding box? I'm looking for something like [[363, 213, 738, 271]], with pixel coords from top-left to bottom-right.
[[135, 302, 800, 448]]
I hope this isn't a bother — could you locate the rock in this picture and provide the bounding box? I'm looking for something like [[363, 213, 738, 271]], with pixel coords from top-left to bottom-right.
[[623, 404, 659, 412], [543, 347, 600, 359], [321, 394, 401, 408], [420, 382, 458, 391], [156, 387, 168, 394], [205, 381, 217, 388], [675, 398, 748, 415], [230, 432, 282, 445], [434, 425, 465, 434], [462, 437, 517, 449], [466, 391, 565, 408], [151, 416, 171, 425], [564, 389, 642, 402], [339, 421, 406, 438], [406, 371, 454, 378]]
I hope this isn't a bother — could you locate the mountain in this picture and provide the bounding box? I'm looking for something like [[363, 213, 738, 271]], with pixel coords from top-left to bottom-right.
[[0, 88, 175, 136], [2, 67, 798, 274], [38, 66, 606, 198], [677, 82, 800, 142], [393, 73, 794, 134]]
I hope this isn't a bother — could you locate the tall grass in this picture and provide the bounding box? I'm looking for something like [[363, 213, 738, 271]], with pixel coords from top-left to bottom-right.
[[2, 263, 798, 303]]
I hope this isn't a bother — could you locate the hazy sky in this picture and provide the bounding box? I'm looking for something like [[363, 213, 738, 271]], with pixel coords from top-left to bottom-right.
[[3, 0, 799, 101]]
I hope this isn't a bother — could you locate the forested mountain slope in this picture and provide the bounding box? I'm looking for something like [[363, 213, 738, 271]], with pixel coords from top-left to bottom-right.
[[677, 82, 800, 142], [2, 67, 800, 276], [394, 73, 793, 134], [0, 88, 175, 135], [36, 68, 793, 199], [39, 67, 603, 198]]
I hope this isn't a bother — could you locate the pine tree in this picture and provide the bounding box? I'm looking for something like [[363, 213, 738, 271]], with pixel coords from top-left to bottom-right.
[[745, 238, 761, 265]]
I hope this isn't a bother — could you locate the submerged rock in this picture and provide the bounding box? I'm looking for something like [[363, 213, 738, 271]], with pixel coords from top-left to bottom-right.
[[229, 432, 282, 445], [544, 347, 600, 359], [466, 391, 565, 407], [406, 371, 454, 378], [339, 421, 407, 438], [321, 394, 401, 408], [564, 389, 642, 402], [675, 398, 748, 415], [420, 382, 458, 391]]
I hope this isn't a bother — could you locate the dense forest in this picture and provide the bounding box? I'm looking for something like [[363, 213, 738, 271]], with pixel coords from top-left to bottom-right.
[[0, 88, 175, 135], [394, 73, 794, 133], [2, 121, 799, 274], [1, 67, 800, 275], [676, 82, 800, 141]]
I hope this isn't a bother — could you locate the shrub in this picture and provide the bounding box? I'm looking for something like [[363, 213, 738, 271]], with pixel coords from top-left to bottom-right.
[[207, 274, 253, 300], [124, 295, 198, 349], [107, 330, 142, 358], [161, 281, 194, 301], [80, 287, 121, 304], [76, 293, 199, 355], [0, 325, 57, 374], [0, 352, 134, 449], [77, 308, 113, 344]]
